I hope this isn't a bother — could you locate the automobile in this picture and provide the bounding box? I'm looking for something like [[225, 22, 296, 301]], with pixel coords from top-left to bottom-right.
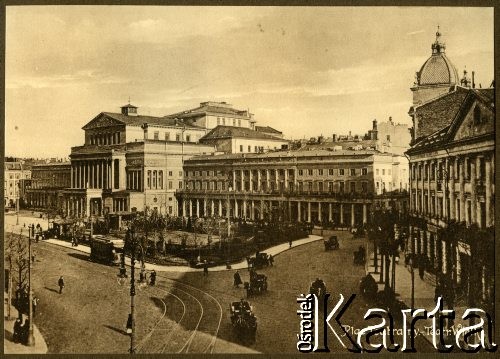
[[248, 252, 270, 269], [230, 300, 257, 342], [324, 236, 339, 251], [244, 272, 268, 297]]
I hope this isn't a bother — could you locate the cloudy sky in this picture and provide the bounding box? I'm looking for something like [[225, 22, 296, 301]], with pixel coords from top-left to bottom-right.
[[6, 6, 494, 157]]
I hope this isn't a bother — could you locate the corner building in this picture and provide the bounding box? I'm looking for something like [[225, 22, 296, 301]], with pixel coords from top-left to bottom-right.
[[406, 30, 495, 307]]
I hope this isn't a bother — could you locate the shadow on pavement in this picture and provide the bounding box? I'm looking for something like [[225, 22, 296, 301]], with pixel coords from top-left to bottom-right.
[[103, 324, 129, 336], [43, 286, 60, 294], [5, 328, 14, 341], [67, 252, 91, 262], [149, 297, 165, 311]]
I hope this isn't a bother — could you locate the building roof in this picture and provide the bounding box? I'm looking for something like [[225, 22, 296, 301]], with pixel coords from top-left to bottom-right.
[[416, 29, 459, 86], [83, 112, 203, 129], [408, 87, 495, 153], [165, 101, 251, 120], [255, 125, 282, 135], [186, 147, 391, 163], [200, 126, 287, 141], [31, 161, 71, 168], [5, 162, 23, 171]]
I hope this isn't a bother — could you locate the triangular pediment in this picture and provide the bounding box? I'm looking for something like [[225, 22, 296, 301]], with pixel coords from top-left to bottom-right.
[[82, 113, 125, 130], [447, 93, 494, 142]]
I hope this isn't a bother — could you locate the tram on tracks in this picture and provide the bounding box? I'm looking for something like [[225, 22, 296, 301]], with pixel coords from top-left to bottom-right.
[[89, 235, 124, 265]]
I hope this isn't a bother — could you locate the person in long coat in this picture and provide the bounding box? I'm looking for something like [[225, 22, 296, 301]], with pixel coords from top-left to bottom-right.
[[233, 271, 242, 288], [58, 276, 65, 294]]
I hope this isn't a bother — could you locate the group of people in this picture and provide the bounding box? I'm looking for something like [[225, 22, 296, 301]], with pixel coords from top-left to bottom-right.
[[13, 317, 31, 345]]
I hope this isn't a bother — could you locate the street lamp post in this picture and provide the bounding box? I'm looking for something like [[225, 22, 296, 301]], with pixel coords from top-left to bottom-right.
[[27, 225, 35, 346], [124, 227, 145, 354]]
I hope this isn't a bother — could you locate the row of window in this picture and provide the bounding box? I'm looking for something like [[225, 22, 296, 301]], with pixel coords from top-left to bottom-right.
[[375, 168, 392, 176], [217, 117, 242, 127], [150, 131, 198, 142], [239, 145, 267, 153], [185, 180, 370, 193], [187, 167, 370, 178], [411, 157, 486, 181]]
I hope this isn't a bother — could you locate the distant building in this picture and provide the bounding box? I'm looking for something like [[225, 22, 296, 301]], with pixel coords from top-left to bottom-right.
[[176, 148, 408, 225], [165, 101, 256, 130], [4, 162, 31, 208], [26, 162, 71, 210], [199, 126, 289, 154]]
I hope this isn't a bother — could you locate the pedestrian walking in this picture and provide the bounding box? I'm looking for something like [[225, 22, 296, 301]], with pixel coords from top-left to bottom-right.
[[58, 276, 65, 294], [31, 251, 36, 263], [269, 254, 274, 266], [13, 318, 22, 343], [150, 269, 156, 286], [203, 260, 209, 276], [289, 239, 292, 248], [32, 296, 39, 317], [233, 270, 242, 288]]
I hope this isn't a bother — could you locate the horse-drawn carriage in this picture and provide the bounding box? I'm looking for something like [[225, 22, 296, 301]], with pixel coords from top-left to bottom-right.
[[245, 270, 268, 297], [248, 252, 270, 269], [309, 278, 327, 304], [230, 300, 257, 342], [324, 236, 339, 251]]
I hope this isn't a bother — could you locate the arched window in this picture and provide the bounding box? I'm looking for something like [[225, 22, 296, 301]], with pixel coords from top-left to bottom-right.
[[159, 171, 163, 189], [153, 171, 157, 189]]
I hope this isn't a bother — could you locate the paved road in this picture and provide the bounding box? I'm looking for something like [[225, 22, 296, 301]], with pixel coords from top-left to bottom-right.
[[15, 229, 434, 354]]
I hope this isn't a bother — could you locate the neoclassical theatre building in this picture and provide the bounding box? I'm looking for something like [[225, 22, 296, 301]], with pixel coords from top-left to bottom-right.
[[35, 101, 287, 224], [406, 29, 495, 306], [176, 149, 409, 226]]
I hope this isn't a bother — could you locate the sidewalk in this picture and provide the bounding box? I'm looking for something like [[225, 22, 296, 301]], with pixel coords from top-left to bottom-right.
[[4, 295, 48, 354], [45, 235, 324, 272], [366, 247, 437, 345]]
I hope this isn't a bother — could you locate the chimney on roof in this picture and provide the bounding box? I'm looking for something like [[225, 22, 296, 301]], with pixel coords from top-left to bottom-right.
[[472, 71, 475, 89]]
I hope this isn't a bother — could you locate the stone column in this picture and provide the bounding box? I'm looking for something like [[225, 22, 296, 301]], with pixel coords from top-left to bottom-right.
[[234, 199, 239, 218], [328, 203, 332, 222], [232, 170, 236, 190], [470, 156, 477, 224], [485, 154, 492, 227], [111, 160, 115, 190], [266, 169, 270, 191], [363, 203, 367, 224], [243, 200, 247, 219], [318, 202, 322, 223], [196, 199, 200, 217], [189, 199, 193, 217], [257, 170, 261, 192], [426, 161, 431, 215], [203, 199, 207, 217], [260, 200, 264, 220], [340, 203, 344, 225], [449, 157, 456, 220], [284, 169, 289, 189], [297, 201, 301, 221], [434, 160, 439, 216], [85, 196, 90, 218], [219, 200, 223, 217], [351, 203, 355, 227], [249, 170, 253, 192], [476, 156, 482, 226], [307, 202, 311, 223], [459, 156, 465, 222], [251, 200, 255, 220]]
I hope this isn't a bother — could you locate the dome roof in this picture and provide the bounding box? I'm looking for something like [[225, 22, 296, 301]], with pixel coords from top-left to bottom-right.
[[418, 53, 458, 86]]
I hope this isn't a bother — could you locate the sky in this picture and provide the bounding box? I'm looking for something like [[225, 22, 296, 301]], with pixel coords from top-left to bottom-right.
[[5, 6, 494, 157]]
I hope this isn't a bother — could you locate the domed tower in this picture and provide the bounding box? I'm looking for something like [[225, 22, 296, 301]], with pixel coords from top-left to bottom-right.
[[411, 27, 459, 106]]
